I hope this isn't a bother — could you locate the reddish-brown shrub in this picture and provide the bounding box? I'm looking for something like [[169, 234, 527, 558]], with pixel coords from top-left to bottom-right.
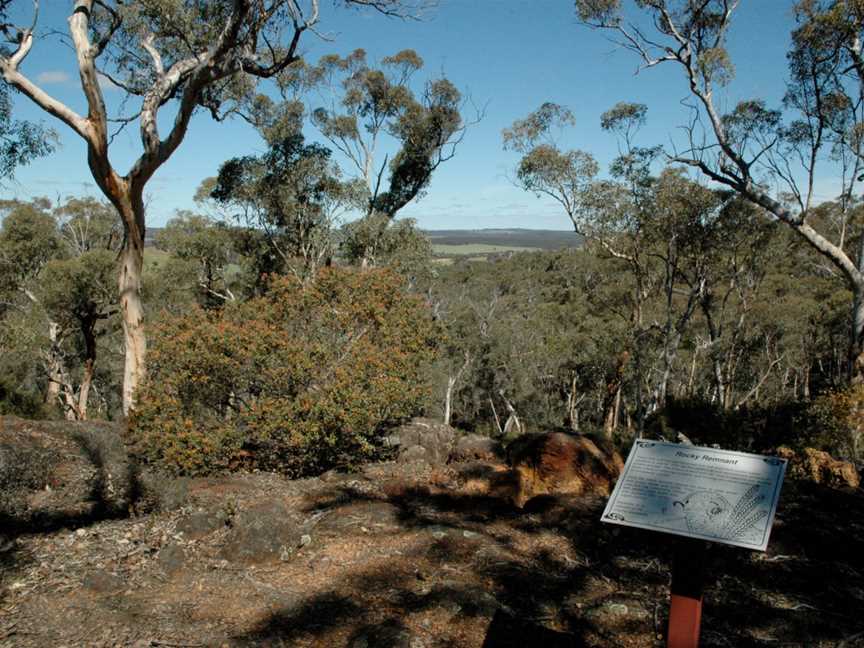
[[128, 268, 440, 476]]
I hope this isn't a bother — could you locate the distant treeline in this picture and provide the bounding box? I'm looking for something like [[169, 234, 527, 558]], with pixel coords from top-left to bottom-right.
[[144, 227, 584, 251]]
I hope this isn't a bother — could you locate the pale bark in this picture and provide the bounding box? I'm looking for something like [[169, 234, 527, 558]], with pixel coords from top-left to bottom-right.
[[602, 351, 629, 439], [586, 4, 864, 383], [77, 318, 98, 420], [117, 197, 147, 414], [500, 391, 523, 438], [565, 374, 585, 433], [443, 351, 470, 427], [46, 322, 79, 420], [0, 1, 317, 414], [853, 280, 864, 385], [489, 397, 503, 436]]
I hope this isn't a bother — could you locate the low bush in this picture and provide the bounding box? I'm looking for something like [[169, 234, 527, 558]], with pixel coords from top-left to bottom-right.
[[0, 377, 54, 419], [0, 442, 54, 518], [128, 268, 440, 476], [796, 385, 864, 461], [646, 390, 864, 462]]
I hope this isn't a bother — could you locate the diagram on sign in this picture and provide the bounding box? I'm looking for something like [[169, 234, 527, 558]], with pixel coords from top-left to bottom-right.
[[668, 485, 768, 544]]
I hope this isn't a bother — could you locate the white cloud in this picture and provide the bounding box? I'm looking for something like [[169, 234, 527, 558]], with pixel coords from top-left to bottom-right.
[[36, 70, 70, 84]]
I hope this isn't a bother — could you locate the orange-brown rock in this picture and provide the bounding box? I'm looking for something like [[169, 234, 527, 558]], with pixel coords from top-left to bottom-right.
[[776, 446, 860, 489], [502, 432, 625, 508]]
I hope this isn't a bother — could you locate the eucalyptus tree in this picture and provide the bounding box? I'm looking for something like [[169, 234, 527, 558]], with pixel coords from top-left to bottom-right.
[[503, 99, 787, 431], [502, 102, 634, 435], [156, 211, 240, 306], [576, 0, 864, 383], [54, 196, 121, 255], [39, 249, 117, 419], [0, 2, 55, 180], [211, 132, 363, 280], [0, 198, 119, 419], [0, 0, 412, 413], [311, 49, 467, 265]]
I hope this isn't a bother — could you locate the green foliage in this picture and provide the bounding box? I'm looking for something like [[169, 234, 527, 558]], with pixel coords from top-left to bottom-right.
[[129, 267, 440, 476], [156, 212, 241, 307], [0, 376, 52, 419], [54, 197, 121, 254], [600, 101, 647, 142], [39, 251, 117, 328], [575, 0, 621, 24], [646, 389, 864, 462], [0, 202, 62, 284], [340, 215, 433, 284], [798, 385, 864, 461], [210, 133, 361, 279], [0, 74, 56, 181], [310, 48, 466, 237], [502, 102, 576, 153], [697, 47, 735, 86]]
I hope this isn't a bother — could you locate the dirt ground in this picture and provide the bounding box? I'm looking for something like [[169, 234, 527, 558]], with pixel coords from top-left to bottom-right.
[[1, 454, 864, 647]]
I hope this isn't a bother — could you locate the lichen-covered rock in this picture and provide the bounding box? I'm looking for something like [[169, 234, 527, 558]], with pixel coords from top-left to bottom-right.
[[157, 542, 187, 576], [776, 446, 860, 489], [450, 434, 502, 463], [504, 432, 624, 508], [388, 417, 457, 465], [176, 507, 227, 539], [219, 499, 302, 564]]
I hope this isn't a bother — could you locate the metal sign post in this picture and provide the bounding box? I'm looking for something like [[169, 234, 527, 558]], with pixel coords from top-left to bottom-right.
[[601, 440, 787, 647], [667, 539, 706, 648]]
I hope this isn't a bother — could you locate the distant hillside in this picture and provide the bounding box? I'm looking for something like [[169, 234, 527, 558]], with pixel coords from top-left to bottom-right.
[[145, 227, 582, 250], [425, 229, 582, 250]]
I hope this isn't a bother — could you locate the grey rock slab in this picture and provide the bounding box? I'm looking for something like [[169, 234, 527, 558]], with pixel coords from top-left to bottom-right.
[[176, 508, 227, 540], [157, 542, 187, 576], [219, 499, 301, 565]]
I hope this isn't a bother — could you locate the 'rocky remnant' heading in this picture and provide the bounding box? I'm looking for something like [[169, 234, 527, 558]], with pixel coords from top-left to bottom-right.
[[675, 451, 738, 465]]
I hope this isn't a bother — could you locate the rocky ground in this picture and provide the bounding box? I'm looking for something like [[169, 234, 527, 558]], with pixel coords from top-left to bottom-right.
[[1, 417, 863, 647]]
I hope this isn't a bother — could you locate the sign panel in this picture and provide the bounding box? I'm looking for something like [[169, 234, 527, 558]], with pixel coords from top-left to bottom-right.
[[601, 440, 787, 551]]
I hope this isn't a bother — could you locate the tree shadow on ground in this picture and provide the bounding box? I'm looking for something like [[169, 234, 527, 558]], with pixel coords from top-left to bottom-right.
[[229, 470, 864, 647], [231, 475, 671, 647]]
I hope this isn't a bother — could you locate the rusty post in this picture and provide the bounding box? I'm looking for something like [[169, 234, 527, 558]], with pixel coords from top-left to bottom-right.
[[667, 539, 706, 648]]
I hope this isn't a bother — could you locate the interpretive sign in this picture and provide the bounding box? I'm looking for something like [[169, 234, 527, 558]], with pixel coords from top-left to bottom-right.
[[601, 440, 787, 551]]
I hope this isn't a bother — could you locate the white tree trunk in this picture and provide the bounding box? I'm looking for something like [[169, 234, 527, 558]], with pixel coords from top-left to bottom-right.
[[119, 220, 146, 415], [45, 322, 79, 420], [444, 376, 456, 427], [443, 351, 470, 427], [852, 284, 864, 384]]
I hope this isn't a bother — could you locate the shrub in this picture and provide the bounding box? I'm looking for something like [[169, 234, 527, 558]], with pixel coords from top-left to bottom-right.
[[128, 268, 440, 476], [643, 396, 810, 454], [797, 385, 864, 461], [0, 442, 54, 519], [0, 376, 53, 419], [645, 391, 864, 462]]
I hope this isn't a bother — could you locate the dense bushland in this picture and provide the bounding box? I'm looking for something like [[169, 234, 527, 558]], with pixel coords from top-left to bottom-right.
[[128, 268, 439, 476]]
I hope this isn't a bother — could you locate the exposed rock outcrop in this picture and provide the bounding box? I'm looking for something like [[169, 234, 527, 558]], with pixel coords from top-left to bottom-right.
[[503, 432, 624, 507], [450, 433, 502, 463], [219, 499, 303, 564], [776, 446, 860, 489], [387, 417, 458, 465]]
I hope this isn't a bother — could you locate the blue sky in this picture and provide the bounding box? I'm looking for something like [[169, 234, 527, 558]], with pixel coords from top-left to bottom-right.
[[4, 1, 806, 230]]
